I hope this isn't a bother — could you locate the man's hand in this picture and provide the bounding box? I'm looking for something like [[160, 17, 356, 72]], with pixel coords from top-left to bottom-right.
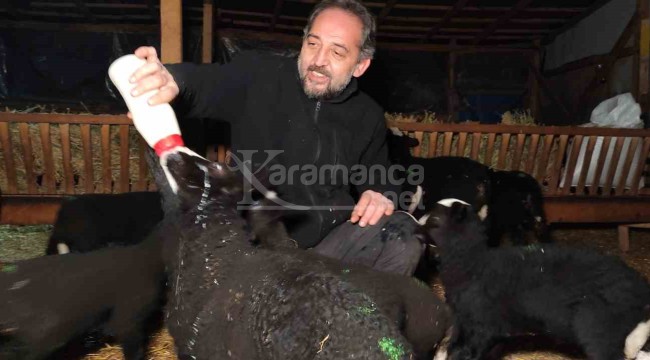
[[127, 46, 180, 118], [350, 190, 395, 227]]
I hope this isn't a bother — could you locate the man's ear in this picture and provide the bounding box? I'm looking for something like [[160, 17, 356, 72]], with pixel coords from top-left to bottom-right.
[[353, 58, 371, 77]]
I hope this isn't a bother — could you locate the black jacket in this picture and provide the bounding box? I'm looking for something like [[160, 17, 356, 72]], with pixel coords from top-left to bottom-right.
[[167, 51, 397, 248]]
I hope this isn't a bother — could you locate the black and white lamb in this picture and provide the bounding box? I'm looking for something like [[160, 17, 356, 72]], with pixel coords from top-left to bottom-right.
[[424, 199, 650, 360], [155, 149, 452, 360]]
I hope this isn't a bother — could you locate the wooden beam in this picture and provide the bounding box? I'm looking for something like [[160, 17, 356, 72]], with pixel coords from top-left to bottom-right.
[[447, 40, 457, 122], [544, 197, 650, 223], [386, 121, 650, 137], [0, 196, 64, 225], [527, 58, 572, 121], [31, 2, 148, 10], [637, 0, 649, 112], [473, 0, 533, 45], [542, 0, 613, 45], [529, 39, 541, 122], [0, 20, 159, 33], [387, 16, 564, 24], [215, 0, 222, 24], [74, 0, 95, 22], [377, 0, 399, 23], [146, 0, 159, 22], [160, 0, 183, 63], [222, 18, 542, 40], [202, 0, 213, 63], [422, 0, 470, 41], [575, 12, 638, 117], [6, 0, 21, 20], [269, 0, 284, 32], [217, 28, 535, 53], [283, 1, 587, 14]]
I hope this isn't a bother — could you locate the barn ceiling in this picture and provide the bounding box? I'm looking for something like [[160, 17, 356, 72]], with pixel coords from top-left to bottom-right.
[[0, 0, 612, 47]]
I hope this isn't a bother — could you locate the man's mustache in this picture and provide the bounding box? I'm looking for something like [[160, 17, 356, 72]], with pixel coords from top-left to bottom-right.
[[307, 65, 331, 78]]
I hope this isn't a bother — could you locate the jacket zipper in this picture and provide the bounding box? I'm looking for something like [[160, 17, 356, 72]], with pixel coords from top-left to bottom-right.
[[312, 101, 322, 163], [308, 101, 324, 234]]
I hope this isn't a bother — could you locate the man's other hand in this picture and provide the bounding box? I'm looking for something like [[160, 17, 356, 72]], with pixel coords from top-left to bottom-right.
[[350, 190, 395, 227]]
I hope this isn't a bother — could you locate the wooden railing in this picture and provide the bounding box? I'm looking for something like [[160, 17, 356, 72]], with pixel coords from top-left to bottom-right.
[[0, 112, 153, 196], [389, 122, 650, 198], [1, 113, 649, 225], [389, 121, 650, 227]]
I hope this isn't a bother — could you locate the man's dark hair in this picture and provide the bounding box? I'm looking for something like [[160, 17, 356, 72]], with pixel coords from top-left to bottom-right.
[[303, 0, 377, 60]]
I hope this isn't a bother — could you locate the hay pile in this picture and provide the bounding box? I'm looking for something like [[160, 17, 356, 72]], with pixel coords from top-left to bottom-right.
[[0, 225, 51, 261], [83, 329, 178, 360], [501, 108, 536, 126]]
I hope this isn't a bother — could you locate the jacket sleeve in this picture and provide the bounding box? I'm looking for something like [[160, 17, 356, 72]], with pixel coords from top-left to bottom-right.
[[354, 110, 402, 201], [164, 51, 259, 121]]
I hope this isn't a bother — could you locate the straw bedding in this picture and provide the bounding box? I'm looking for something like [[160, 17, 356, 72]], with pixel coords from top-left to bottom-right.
[[0, 224, 648, 359]]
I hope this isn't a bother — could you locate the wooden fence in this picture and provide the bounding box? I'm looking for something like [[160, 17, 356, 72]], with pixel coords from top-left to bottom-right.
[[388, 121, 650, 227], [1, 112, 650, 228]]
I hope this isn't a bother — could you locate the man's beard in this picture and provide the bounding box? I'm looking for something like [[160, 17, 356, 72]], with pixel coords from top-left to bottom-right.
[[297, 58, 354, 100]]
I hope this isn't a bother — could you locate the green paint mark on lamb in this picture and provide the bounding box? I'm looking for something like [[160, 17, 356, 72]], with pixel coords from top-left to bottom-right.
[[356, 305, 376, 315], [378, 337, 405, 360], [413, 278, 429, 289], [522, 244, 541, 253]]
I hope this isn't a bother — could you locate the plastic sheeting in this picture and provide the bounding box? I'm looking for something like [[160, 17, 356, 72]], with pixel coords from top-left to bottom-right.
[[0, 28, 529, 117], [0, 28, 212, 113]]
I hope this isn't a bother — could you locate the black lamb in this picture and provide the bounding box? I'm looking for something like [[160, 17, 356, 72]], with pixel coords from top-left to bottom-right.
[[0, 229, 167, 360], [46, 191, 163, 255], [424, 199, 650, 360], [485, 170, 551, 247], [155, 149, 452, 360], [386, 129, 491, 219]]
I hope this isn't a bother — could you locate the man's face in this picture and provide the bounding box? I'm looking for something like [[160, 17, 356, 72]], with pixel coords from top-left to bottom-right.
[[298, 8, 371, 100]]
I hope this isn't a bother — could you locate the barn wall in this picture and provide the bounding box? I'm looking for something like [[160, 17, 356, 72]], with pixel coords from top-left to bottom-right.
[[541, 0, 638, 125]]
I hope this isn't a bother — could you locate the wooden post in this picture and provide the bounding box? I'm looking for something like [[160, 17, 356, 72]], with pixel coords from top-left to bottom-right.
[[529, 40, 541, 122], [202, 0, 213, 64], [448, 40, 457, 122], [637, 0, 649, 112], [160, 0, 183, 63]]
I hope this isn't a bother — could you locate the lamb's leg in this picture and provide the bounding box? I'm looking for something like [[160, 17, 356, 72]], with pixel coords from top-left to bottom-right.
[[119, 332, 147, 360], [447, 322, 496, 360], [509, 226, 527, 246], [111, 304, 163, 360], [573, 304, 626, 360]]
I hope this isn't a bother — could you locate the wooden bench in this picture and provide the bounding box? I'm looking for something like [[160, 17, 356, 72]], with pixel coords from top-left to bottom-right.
[[389, 121, 650, 251]]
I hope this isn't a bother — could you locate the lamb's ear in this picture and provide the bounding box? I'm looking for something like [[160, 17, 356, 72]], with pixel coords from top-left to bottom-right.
[[405, 136, 420, 148], [450, 201, 469, 223], [413, 225, 432, 245]]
